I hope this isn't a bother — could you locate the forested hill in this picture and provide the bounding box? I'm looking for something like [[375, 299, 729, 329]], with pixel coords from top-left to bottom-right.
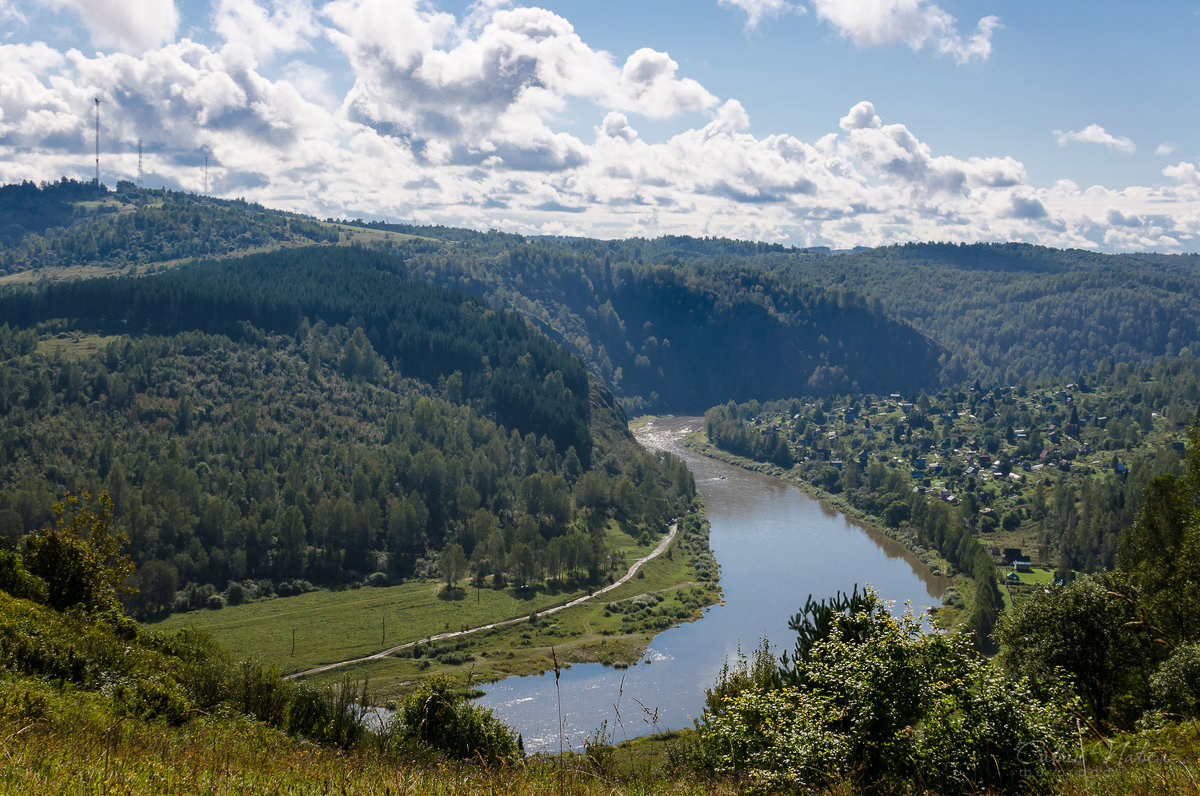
[[401, 241, 944, 412], [0, 247, 592, 462], [0, 246, 697, 618], [8, 180, 1200, 408], [771, 242, 1200, 387], [0, 181, 947, 412], [519, 236, 1200, 390], [0, 179, 339, 271]]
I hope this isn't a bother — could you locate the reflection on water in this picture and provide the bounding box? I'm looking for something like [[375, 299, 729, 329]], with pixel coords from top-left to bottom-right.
[[478, 417, 946, 753]]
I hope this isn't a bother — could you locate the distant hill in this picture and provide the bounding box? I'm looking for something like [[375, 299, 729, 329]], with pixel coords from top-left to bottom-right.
[[0, 181, 946, 410], [5, 180, 1200, 408], [0, 179, 339, 274], [769, 241, 1200, 387], [397, 237, 945, 412]]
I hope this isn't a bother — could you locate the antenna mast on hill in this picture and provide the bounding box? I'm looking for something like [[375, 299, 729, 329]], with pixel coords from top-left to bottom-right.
[[137, 139, 143, 188], [93, 97, 101, 185], [204, 153, 209, 195]]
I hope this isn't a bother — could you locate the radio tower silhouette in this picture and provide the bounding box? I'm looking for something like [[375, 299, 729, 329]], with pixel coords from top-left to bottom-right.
[[137, 139, 143, 188], [93, 98, 101, 186]]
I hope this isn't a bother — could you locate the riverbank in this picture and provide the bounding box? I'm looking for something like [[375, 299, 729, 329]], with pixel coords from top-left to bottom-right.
[[678, 425, 971, 629]]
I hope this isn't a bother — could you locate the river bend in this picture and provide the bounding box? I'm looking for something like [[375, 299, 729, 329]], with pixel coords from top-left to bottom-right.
[[478, 416, 945, 753]]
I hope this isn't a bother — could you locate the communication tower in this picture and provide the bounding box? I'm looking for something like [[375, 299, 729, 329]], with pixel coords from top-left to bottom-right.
[[93, 98, 101, 185], [137, 139, 143, 188]]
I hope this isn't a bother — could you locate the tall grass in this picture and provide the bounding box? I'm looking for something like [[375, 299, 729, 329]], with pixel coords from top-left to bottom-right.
[[0, 675, 736, 795]]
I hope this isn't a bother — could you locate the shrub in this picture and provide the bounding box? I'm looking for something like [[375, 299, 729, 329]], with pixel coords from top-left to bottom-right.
[[392, 675, 519, 765], [693, 590, 1078, 794], [21, 491, 133, 613], [1151, 642, 1200, 718], [224, 581, 246, 605], [0, 550, 46, 603]]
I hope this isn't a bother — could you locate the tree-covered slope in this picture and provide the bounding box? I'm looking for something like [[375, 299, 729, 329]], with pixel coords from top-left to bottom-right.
[[0, 182, 949, 411], [385, 231, 946, 411], [0, 247, 696, 619], [8, 181, 1200, 410], [771, 242, 1200, 387]]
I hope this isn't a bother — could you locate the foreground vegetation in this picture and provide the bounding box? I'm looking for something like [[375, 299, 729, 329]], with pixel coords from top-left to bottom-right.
[[3, 523, 1198, 794]]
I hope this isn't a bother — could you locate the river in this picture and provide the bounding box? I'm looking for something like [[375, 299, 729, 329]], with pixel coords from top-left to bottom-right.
[[477, 416, 946, 753]]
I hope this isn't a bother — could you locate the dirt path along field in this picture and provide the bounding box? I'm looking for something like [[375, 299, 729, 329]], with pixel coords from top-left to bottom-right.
[[285, 521, 678, 680]]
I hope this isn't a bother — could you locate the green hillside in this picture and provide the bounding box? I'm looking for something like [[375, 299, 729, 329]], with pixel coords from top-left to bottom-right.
[[0, 181, 948, 412], [772, 241, 1200, 386], [0, 246, 696, 622]]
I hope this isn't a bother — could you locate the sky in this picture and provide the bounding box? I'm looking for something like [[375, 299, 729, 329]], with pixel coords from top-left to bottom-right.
[[2, 0, 1199, 252]]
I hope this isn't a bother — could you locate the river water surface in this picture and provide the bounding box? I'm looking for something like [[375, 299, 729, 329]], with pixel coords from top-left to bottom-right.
[[478, 416, 946, 753]]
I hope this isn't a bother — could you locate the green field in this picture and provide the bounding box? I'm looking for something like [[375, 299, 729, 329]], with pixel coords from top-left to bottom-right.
[[151, 578, 574, 673], [150, 520, 718, 696], [36, 333, 123, 360]]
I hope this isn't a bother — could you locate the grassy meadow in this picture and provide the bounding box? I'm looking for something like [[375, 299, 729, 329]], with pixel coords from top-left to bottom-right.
[[149, 520, 719, 696]]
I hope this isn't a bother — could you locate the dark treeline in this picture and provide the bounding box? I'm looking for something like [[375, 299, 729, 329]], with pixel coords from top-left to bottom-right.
[[384, 234, 945, 412], [0, 249, 695, 620], [0, 177, 108, 245]]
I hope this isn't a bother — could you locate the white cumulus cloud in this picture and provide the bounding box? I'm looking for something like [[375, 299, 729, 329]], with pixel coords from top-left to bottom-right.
[[810, 0, 999, 63], [617, 48, 716, 119], [325, 0, 715, 170], [1054, 124, 1136, 154], [718, 0, 803, 32], [46, 0, 179, 53], [1163, 161, 1200, 188], [213, 0, 320, 63]]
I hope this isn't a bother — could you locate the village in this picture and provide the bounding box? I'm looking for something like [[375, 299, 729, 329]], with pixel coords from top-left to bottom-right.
[[707, 366, 1195, 607]]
